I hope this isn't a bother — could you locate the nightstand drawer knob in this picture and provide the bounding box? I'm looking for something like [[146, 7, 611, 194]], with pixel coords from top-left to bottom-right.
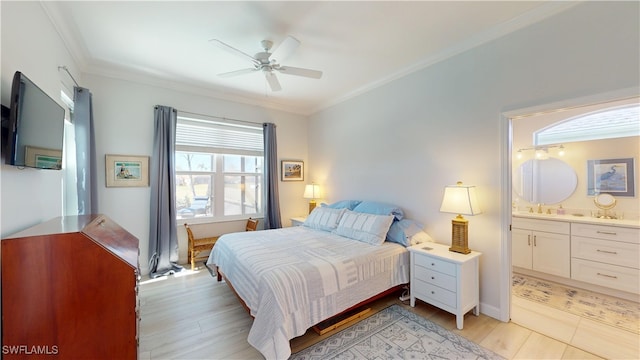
[[431, 276, 435, 280], [431, 291, 435, 294]]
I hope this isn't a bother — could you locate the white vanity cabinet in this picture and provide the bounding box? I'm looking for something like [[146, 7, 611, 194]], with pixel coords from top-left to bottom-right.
[[570, 223, 639, 294], [512, 217, 571, 278]]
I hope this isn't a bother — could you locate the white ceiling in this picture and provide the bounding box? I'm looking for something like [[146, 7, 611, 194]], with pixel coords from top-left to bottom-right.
[[42, 1, 577, 115]]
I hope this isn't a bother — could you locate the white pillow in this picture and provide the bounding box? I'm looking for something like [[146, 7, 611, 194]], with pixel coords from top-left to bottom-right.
[[303, 207, 346, 231], [333, 210, 394, 246], [410, 231, 434, 245]]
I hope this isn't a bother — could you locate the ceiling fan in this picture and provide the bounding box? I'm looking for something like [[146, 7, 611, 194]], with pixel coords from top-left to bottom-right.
[[210, 35, 323, 92]]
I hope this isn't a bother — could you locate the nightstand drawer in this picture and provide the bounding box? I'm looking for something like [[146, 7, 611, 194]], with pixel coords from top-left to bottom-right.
[[413, 279, 457, 308], [414, 254, 456, 276], [414, 265, 456, 292]]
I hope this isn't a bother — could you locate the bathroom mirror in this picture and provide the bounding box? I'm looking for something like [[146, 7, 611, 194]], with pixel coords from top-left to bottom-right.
[[513, 157, 577, 204], [594, 193, 616, 209]]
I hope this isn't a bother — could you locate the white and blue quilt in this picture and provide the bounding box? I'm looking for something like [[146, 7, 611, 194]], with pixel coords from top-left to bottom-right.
[[207, 226, 409, 360]]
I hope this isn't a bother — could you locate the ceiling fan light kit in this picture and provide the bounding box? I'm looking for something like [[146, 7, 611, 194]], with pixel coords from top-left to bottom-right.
[[211, 35, 323, 91]]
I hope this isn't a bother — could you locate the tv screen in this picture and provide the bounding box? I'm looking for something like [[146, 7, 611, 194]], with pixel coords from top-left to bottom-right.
[[6, 71, 65, 170]]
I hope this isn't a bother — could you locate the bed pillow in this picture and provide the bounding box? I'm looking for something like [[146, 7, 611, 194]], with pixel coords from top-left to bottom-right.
[[386, 219, 424, 246], [303, 207, 346, 232], [333, 210, 394, 246], [352, 201, 404, 221], [321, 200, 362, 210]]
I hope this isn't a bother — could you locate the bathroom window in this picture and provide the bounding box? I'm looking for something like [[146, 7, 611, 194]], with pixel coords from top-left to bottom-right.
[[535, 104, 639, 145]]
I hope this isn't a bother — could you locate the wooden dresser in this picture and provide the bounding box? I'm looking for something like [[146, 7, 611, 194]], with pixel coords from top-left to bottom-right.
[[1, 214, 139, 359]]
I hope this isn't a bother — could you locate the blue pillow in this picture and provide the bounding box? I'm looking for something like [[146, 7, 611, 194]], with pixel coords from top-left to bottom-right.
[[322, 200, 362, 210], [352, 201, 404, 220], [386, 219, 423, 246]]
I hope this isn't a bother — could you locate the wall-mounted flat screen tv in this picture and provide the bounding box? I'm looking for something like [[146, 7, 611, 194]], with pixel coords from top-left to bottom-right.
[[6, 71, 65, 170]]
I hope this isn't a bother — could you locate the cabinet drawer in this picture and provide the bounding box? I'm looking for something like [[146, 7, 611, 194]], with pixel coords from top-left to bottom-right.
[[414, 253, 456, 276], [512, 217, 570, 235], [571, 223, 639, 244], [413, 279, 457, 308], [414, 265, 456, 292], [572, 236, 639, 269], [571, 258, 640, 294]]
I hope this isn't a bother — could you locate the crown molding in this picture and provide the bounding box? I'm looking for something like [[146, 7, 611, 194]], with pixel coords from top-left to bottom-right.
[[40, 2, 88, 73], [40, 1, 581, 117], [83, 61, 311, 116], [311, 1, 581, 115]]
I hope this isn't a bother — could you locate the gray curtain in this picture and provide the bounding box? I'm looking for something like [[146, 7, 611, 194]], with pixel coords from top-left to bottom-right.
[[149, 105, 183, 278], [73, 87, 98, 215], [263, 123, 282, 229]]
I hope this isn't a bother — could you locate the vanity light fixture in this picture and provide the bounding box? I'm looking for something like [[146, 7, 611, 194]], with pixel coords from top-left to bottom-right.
[[535, 148, 549, 160], [440, 181, 482, 254], [517, 144, 566, 159], [303, 183, 321, 214]]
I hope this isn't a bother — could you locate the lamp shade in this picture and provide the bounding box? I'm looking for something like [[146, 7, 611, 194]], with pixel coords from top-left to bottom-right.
[[440, 182, 482, 216], [303, 184, 321, 199]]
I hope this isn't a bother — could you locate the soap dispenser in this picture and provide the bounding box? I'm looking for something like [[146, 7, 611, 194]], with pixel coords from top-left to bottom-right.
[[557, 204, 566, 215]]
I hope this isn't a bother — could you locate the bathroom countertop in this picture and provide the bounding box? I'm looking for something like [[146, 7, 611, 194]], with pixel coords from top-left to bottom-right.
[[512, 211, 640, 228]]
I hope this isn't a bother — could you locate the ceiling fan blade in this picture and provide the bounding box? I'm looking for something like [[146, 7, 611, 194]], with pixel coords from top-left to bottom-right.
[[218, 68, 257, 78], [277, 66, 323, 79], [270, 35, 300, 63], [209, 39, 259, 66], [264, 72, 282, 92]]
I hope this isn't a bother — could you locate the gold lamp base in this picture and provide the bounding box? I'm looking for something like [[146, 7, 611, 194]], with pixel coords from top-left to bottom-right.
[[308, 200, 317, 214], [449, 215, 471, 254]]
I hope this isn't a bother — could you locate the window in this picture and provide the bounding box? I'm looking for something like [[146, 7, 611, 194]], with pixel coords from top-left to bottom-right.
[[535, 104, 640, 145], [61, 89, 78, 216], [175, 115, 263, 221]]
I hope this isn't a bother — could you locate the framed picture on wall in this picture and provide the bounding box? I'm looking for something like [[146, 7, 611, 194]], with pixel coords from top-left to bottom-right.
[[106, 154, 150, 187], [587, 158, 635, 197], [281, 160, 304, 181]]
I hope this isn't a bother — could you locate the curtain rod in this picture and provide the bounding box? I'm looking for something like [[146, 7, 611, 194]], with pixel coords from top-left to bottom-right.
[[58, 66, 79, 87], [176, 109, 264, 127]]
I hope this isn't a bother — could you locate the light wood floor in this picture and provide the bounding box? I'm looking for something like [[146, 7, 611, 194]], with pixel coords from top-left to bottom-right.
[[138, 265, 626, 360]]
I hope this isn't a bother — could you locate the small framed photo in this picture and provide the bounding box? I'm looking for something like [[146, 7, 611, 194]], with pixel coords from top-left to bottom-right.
[[587, 158, 635, 197], [106, 154, 149, 187], [281, 160, 304, 181]]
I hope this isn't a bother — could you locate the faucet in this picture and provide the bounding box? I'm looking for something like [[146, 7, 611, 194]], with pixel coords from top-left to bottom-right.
[[537, 203, 543, 214]]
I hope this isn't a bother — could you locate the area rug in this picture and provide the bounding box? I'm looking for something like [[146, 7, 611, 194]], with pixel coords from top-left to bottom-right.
[[512, 274, 639, 334], [290, 304, 504, 360]]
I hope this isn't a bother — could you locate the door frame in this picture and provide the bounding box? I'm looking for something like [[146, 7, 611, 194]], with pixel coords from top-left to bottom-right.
[[498, 87, 639, 322]]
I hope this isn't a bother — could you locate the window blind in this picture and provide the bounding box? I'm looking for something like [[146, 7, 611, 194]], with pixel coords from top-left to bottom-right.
[[176, 116, 263, 154], [535, 105, 639, 145]]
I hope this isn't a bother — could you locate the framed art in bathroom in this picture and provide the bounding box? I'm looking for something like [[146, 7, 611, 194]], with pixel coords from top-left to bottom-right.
[[587, 157, 635, 197]]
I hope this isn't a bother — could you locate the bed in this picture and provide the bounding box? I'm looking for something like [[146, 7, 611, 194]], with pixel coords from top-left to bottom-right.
[[207, 202, 431, 359]]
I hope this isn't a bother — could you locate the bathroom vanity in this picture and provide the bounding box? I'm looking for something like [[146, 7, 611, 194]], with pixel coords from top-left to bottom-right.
[[512, 212, 639, 295]]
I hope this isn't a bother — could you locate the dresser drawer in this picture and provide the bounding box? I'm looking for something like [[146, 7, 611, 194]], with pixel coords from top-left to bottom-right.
[[414, 265, 456, 292], [571, 258, 640, 294], [512, 217, 570, 235], [413, 279, 457, 308], [571, 223, 640, 244], [572, 236, 639, 269], [413, 253, 456, 276]]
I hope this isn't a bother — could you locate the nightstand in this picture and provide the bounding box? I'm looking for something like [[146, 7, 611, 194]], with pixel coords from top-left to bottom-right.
[[408, 242, 481, 330], [290, 216, 306, 227]]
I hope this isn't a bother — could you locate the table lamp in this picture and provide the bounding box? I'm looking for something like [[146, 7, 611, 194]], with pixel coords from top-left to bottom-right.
[[303, 183, 321, 214], [440, 181, 482, 254]]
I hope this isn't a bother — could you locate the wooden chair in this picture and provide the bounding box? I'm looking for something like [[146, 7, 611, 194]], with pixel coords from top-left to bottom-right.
[[184, 223, 219, 271], [246, 218, 259, 231]]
